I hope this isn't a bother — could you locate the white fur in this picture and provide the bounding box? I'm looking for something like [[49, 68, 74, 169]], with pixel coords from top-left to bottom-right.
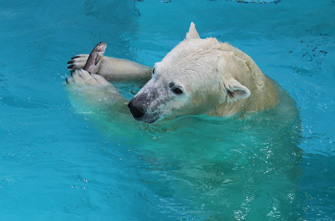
[[67, 22, 279, 123], [131, 23, 279, 122], [67, 69, 112, 87], [68, 55, 152, 81]]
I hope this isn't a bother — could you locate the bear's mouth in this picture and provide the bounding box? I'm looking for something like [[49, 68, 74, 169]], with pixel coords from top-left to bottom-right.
[[132, 112, 160, 124]]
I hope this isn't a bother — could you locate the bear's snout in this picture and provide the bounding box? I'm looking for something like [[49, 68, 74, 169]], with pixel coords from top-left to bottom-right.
[[128, 79, 166, 123], [128, 100, 145, 119]]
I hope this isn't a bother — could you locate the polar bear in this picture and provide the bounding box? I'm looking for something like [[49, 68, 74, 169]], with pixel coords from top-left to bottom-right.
[[66, 24, 302, 219], [67, 22, 279, 123]]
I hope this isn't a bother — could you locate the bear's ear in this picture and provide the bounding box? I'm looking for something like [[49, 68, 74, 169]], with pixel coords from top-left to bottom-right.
[[186, 22, 200, 39], [216, 56, 250, 103], [225, 78, 251, 103]]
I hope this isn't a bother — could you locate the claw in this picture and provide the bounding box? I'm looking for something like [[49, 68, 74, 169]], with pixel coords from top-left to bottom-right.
[[68, 64, 75, 69], [71, 55, 81, 60], [67, 60, 74, 64]]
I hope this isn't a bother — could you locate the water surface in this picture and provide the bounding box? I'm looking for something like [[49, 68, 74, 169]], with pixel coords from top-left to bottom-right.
[[0, 0, 334, 220]]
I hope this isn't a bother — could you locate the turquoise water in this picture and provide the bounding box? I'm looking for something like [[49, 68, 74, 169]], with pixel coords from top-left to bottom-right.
[[0, 0, 334, 220]]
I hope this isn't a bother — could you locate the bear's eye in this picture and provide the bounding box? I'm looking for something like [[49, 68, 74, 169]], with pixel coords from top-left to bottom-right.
[[172, 87, 183, 95], [169, 82, 184, 95], [152, 67, 155, 75]]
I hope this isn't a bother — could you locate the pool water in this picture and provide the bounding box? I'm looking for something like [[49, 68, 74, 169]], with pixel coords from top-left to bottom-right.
[[0, 0, 334, 220]]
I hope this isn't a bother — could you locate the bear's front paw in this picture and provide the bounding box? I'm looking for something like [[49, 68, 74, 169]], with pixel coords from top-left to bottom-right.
[[66, 69, 110, 87], [67, 54, 89, 71]]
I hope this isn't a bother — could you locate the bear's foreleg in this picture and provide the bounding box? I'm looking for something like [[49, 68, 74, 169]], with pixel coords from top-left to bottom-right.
[[67, 55, 152, 82], [66, 69, 112, 87]]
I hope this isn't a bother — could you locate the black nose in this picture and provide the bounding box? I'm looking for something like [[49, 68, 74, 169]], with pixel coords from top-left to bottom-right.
[[128, 100, 145, 119]]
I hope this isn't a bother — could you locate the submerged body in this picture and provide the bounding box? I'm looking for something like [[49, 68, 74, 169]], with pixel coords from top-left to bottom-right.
[[65, 23, 302, 220]]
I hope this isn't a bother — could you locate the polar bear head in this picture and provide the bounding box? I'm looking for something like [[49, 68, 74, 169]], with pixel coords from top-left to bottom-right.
[[128, 22, 251, 123]]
